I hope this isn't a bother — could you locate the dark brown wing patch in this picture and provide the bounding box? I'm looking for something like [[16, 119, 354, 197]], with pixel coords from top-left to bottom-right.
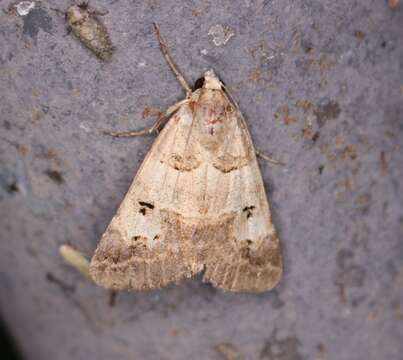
[[203, 233, 282, 292], [89, 225, 196, 290]]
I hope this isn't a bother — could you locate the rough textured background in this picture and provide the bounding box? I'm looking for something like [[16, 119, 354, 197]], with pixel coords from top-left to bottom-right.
[[1, 1, 402, 359]]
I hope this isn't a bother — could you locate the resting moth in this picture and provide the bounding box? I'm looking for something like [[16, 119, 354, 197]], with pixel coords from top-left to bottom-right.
[[62, 24, 283, 293], [64, 2, 113, 60]]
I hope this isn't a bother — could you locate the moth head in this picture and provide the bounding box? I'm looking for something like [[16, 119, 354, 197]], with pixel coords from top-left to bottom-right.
[[66, 4, 87, 23], [203, 69, 224, 90], [193, 70, 226, 92]]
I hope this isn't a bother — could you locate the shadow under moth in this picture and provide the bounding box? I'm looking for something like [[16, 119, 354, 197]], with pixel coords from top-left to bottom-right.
[[61, 24, 283, 293]]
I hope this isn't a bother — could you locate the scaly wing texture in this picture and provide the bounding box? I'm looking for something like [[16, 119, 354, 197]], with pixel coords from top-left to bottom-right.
[[199, 110, 283, 292], [89, 103, 205, 290]]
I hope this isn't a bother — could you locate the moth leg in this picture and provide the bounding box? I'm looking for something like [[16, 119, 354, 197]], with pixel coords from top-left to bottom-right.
[[103, 114, 166, 138], [104, 98, 188, 138], [59, 244, 91, 279], [87, 7, 109, 16], [153, 23, 193, 98], [255, 149, 285, 166], [76, 1, 108, 16], [65, 25, 72, 36]]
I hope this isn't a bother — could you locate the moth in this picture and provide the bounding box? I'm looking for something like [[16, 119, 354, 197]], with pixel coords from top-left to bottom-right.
[[64, 2, 113, 61], [62, 24, 283, 293]]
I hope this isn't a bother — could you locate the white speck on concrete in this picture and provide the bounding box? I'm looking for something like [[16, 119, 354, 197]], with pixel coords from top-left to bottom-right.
[[200, 49, 208, 55], [208, 24, 235, 47], [15, 1, 35, 16], [79, 123, 90, 133], [138, 61, 147, 68]]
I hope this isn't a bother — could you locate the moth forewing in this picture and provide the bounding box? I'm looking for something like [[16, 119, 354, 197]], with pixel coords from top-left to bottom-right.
[[197, 81, 282, 292], [89, 104, 200, 290]]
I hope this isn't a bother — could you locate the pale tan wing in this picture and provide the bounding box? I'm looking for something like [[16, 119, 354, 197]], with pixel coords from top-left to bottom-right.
[[200, 109, 283, 293], [89, 102, 205, 290], [90, 90, 282, 292]]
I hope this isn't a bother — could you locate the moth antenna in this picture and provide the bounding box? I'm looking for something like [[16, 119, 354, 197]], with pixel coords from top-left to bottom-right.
[[153, 23, 192, 98]]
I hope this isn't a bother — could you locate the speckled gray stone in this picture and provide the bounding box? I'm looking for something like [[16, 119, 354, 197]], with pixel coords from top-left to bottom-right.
[[0, 1, 402, 360]]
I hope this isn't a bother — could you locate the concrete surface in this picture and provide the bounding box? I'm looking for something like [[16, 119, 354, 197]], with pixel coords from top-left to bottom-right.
[[1, 1, 402, 359]]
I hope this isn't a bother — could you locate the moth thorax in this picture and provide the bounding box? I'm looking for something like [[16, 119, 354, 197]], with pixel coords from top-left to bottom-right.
[[194, 91, 232, 150]]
